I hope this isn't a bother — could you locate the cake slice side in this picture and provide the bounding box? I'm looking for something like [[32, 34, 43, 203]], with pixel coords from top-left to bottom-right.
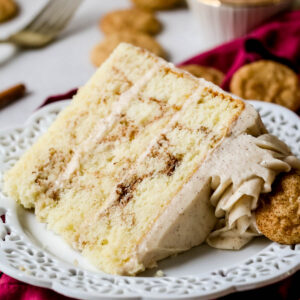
[[120, 94, 300, 274], [4, 44, 247, 275], [75, 79, 246, 275]]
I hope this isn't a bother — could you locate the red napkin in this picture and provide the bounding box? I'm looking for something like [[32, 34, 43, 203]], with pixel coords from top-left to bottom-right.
[[1, 9, 300, 300], [179, 10, 300, 92], [0, 274, 73, 300]]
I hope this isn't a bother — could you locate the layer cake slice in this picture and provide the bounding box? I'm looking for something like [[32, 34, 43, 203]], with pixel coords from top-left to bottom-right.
[[4, 43, 300, 275]]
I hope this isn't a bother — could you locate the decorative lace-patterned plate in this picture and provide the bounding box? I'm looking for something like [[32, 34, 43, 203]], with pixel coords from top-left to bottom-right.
[[0, 100, 299, 300]]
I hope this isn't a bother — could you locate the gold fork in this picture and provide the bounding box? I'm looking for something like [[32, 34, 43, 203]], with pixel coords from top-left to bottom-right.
[[0, 0, 82, 48]]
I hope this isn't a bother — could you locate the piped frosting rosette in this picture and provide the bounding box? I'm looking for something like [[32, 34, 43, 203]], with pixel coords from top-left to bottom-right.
[[206, 133, 300, 250]]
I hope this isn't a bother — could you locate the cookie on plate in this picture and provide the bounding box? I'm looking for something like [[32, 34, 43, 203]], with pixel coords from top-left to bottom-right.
[[100, 8, 162, 36], [256, 170, 300, 245], [90, 31, 166, 67], [230, 60, 300, 111], [179, 64, 224, 86], [131, 0, 183, 10], [0, 0, 18, 23]]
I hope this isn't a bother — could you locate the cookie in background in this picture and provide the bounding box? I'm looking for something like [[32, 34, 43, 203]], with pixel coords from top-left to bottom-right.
[[230, 60, 300, 111], [179, 64, 224, 86], [131, 0, 184, 11], [90, 31, 166, 67], [0, 0, 18, 23], [100, 8, 162, 36], [256, 170, 300, 245]]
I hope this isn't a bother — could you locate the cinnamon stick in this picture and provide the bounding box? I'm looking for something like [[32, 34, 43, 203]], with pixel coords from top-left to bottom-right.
[[0, 83, 26, 109]]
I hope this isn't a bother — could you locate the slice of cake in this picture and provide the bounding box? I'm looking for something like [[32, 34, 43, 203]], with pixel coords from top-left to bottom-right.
[[3, 43, 300, 275]]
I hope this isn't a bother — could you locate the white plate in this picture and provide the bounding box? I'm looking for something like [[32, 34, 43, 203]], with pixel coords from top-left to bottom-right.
[[0, 100, 299, 300]]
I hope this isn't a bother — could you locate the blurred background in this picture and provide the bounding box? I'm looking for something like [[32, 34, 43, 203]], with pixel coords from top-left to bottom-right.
[[0, 0, 201, 129]]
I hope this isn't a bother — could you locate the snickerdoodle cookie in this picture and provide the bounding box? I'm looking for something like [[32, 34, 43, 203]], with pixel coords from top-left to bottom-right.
[[256, 170, 300, 245], [179, 64, 225, 86], [0, 0, 18, 23], [131, 0, 183, 10], [100, 8, 162, 36], [90, 31, 166, 67], [230, 60, 300, 111]]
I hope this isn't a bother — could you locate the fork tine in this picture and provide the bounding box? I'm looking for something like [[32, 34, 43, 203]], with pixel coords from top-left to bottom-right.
[[55, 0, 82, 30], [24, 0, 62, 32], [31, 0, 82, 36], [33, 2, 70, 35], [8, 0, 82, 47], [55, 0, 83, 29], [39, 0, 82, 35]]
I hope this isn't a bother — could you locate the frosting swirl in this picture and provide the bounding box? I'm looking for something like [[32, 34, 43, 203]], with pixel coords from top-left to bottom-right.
[[206, 134, 300, 249]]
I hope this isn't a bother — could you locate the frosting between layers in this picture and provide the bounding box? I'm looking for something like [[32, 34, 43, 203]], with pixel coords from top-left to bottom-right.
[[120, 102, 300, 274], [54, 60, 164, 189]]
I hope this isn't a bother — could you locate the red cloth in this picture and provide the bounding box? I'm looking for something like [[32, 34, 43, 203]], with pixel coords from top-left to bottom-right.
[[179, 10, 300, 92], [0, 274, 72, 300], [1, 9, 300, 300], [36, 88, 78, 109]]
